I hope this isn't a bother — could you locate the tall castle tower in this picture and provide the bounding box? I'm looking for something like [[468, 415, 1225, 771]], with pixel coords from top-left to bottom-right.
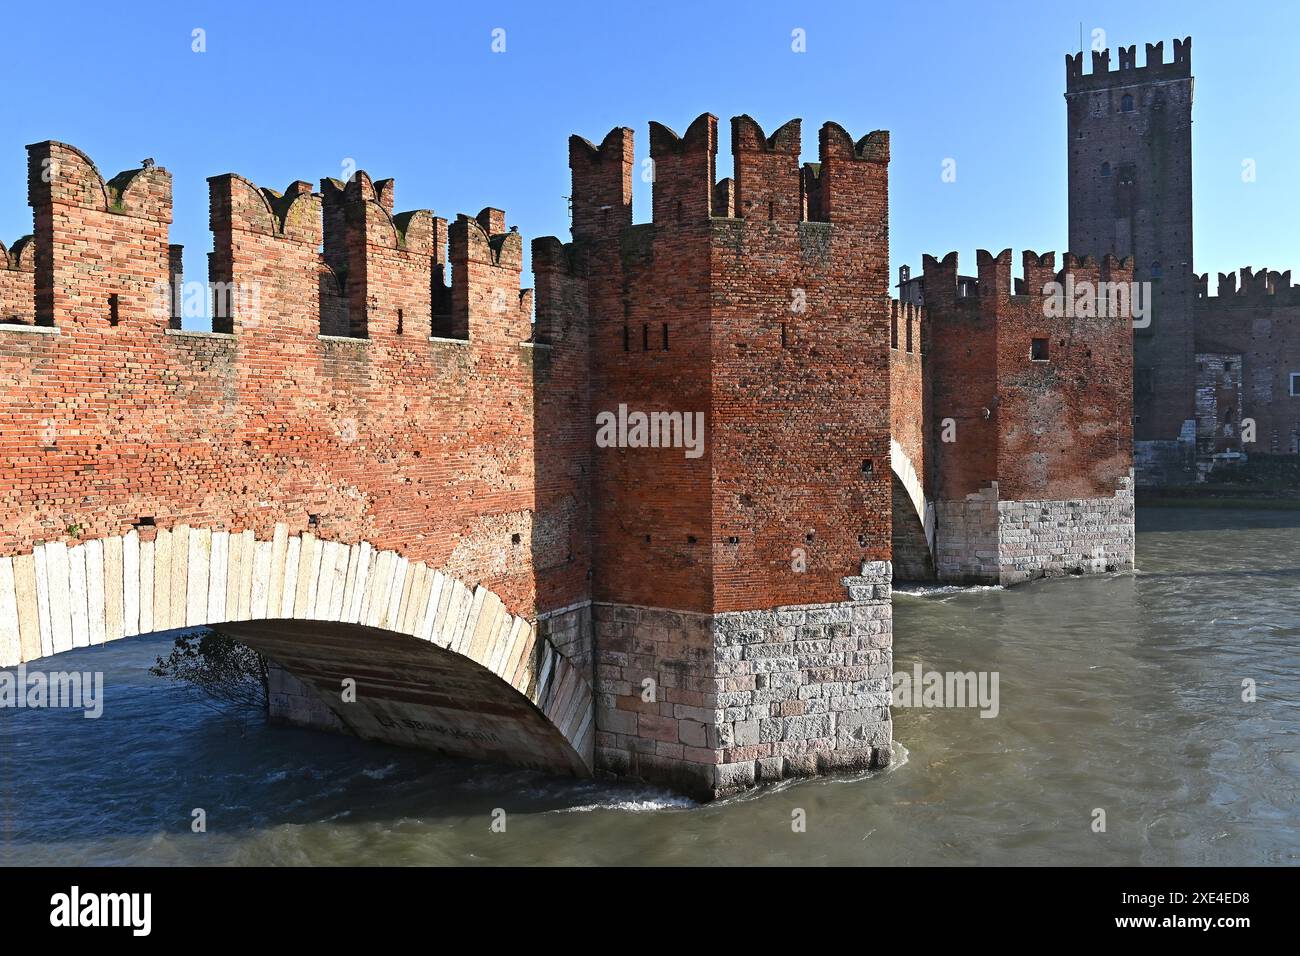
[[537, 114, 896, 797], [1065, 38, 1194, 470]]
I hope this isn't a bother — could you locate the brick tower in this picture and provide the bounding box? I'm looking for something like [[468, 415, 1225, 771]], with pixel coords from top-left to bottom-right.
[[536, 114, 895, 798], [1065, 37, 1194, 481]]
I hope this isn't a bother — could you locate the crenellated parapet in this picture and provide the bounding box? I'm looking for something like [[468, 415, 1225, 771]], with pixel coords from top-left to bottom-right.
[[731, 115, 803, 222], [26, 141, 173, 329], [1065, 36, 1191, 92], [1194, 267, 1300, 305], [318, 170, 446, 340], [923, 248, 1135, 319], [815, 123, 889, 228], [444, 209, 531, 343], [0, 138, 581, 634], [1, 235, 35, 272], [208, 173, 322, 334]]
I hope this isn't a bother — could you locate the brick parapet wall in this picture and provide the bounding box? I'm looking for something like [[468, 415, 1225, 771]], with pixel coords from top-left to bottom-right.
[[0, 142, 588, 624], [925, 249, 1134, 584]]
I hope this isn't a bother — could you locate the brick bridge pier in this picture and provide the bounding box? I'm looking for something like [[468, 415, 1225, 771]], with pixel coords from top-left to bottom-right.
[[0, 120, 1133, 799]]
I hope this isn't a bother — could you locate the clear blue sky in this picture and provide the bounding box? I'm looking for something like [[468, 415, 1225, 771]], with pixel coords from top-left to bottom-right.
[[1, 0, 1295, 325]]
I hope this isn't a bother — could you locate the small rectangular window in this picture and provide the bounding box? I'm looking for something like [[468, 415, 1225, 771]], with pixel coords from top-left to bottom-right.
[[1031, 338, 1049, 361], [1290, 372, 1300, 397], [1136, 367, 1155, 395]]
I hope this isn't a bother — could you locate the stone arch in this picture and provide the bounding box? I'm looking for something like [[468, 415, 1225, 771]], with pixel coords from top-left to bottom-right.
[[0, 525, 593, 776], [890, 438, 935, 581]]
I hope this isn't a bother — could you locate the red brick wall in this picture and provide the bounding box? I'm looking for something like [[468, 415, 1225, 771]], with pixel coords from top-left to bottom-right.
[[0, 142, 585, 622], [542, 115, 892, 616], [889, 300, 925, 487], [925, 249, 1133, 502], [574, 116, 717, 613], [0, 237, 35, 324], [28, 142, 172, 331], [924, 252, 998, 500], [530, 239, 592, 612], [709, 119, 891, 612], [992, 251, 1133, 500]]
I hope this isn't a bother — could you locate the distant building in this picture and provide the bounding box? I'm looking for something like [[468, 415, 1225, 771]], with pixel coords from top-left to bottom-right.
[[896, 264, 977, 306]]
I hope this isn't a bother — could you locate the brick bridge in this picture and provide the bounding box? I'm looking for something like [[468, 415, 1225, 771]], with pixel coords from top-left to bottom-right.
[[0, 119, 1134, 799]]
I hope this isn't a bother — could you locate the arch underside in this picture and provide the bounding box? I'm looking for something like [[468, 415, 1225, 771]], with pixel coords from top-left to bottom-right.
[[889, 439, 936, 581], [228, 619, 591, 776], [0, 526, 593, 777]]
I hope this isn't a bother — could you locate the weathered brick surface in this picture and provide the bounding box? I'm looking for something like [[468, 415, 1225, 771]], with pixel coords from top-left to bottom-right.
[[545, 115, 892, 616], [889, 301, 925, 479], [889, 300, 931, 579]]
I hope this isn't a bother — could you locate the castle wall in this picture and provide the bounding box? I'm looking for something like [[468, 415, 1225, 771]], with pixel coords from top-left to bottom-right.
[[577, 119, 716, 614], [1193, 270, 1300, 457], [924, 250, 1135, 584], [709, 118, 892, 611], [0, 109, 1154, 796], [0, 142, 578, 629], [530, 239, 593, 619], [889, 302, 931, 580]]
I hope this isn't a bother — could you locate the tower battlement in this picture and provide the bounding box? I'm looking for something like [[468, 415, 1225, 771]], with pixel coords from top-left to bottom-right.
[[565, 114, 889, 236], [1066, 36, 1191, 92]]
